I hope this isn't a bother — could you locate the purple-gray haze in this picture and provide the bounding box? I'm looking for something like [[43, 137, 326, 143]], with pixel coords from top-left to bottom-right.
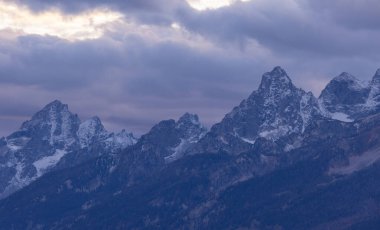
[[1, 0, 380, 137]]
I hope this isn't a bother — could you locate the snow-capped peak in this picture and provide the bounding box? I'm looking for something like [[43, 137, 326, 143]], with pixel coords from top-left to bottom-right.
[[19, 100, 80, 147], [333, 72, 367, 90], [21, 100, 70, 129], [105, 129, 137, 151], [319, 72, 371, 120], [77, 116, 108, 148], [194, 66, 323, 156], [0, 100, 138, 199]]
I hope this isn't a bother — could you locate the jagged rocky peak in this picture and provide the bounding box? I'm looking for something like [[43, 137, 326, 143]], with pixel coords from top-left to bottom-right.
[[116, 129, 136, 140], [142, 113, 205, 144], [136, 113, 207, 162], [335, 72, 360, 81], [371, 68, 380, 84], [332, 72, 367, 90], [139, 119, 177, 147], [258, 66, 295, 94], [79, 116, 106, 133], [163, 113, 207, 162], [109, 129, 137, 147], [177, 112, 201, 126], [77, 116, 108, 148], [177, 112, 207, 131], [24, 100, 73, 122], [176, 113, 207, 139], [0, 100, 139, 199], [319, 72, 369, 109], [192, 66, 321, 155], [245, 66, 320, 134], [317, 70, 380, 121], [18, 99, 80, 145]]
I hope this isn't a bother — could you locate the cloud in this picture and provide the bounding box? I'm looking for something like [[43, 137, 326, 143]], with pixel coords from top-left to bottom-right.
[[13, 0, 189, 26], [0, 34, 125, 89], [0, 22, 269, 137], [177, 0, 380, 59], [0, 2, 122, 41], [305, 0, 380, 30], [1, 0, 380, 138]]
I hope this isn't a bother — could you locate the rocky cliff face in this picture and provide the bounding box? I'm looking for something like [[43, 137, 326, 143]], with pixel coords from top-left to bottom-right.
[[191, 66, 322, 155], [319, 69, 380, 120], [0, 100, 136, 199]]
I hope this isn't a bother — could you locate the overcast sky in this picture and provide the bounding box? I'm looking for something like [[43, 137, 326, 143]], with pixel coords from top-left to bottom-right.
[[0, 0, 379, 137]]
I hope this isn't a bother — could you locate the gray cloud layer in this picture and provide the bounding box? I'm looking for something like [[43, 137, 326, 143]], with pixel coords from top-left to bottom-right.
[[1, 0, 380, 137]]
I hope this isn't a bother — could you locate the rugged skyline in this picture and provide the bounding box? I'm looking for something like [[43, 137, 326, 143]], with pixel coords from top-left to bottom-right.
[[3, 66, 380, 229], [1, 0, 380, 137]]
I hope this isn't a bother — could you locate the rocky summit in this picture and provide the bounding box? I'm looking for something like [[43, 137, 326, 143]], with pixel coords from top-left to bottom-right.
[[2, 67, 380, 229], [0, 100, 137, 199], [319, 68, 380, 120], [190, 66, 322, 155]]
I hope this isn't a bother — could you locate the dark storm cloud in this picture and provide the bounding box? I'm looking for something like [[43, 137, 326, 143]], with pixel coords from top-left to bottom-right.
[[0, 32, 262, 94], [13, 0, 380, 59], [92, 36, 267, 132], [0, 35, 124, 89], [16, 0, 184, 12], [0, 30, 266, 136], [177, 0, 380, 59], [15, 0, 188, 26], [305, 0, 380, 30], [120, 40, 261, 99]]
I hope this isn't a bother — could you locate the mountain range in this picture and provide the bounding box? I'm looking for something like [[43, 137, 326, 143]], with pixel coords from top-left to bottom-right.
[[1, 66, 380, 229]]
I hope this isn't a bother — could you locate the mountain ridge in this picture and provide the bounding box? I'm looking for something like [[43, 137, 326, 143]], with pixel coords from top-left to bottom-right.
[[0, 100, 137, 199], [2, 66, 380, 229]]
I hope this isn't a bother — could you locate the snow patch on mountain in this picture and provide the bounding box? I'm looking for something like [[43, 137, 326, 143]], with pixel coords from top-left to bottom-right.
[[330, 112, 353, 122], [33, 149, 68, 177], [165, 113, 207, 163], [241, 137, 256, 145], [105, 130, 137, 151], [259, 125, 293, 141], [284, 138, 303, 152], [6, 141, 24, 152], [165, 139, 187, 162]]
